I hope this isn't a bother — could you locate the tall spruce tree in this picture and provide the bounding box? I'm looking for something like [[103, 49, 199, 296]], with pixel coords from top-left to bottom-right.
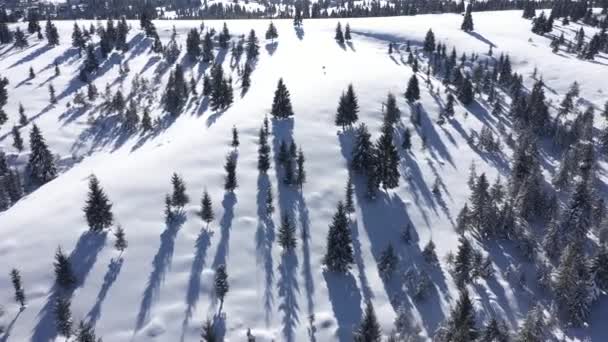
[[200, 190, 214, 228], [461, 4, 474, 32], [438, 289, 478, 342], [224, 154, 237, 191], [215, 264, 229, 311], [354, 301, 382, 342], [10, 268, 26, 308], [163, 64, 189, 116], [170, 173, 189, 208], [27, 124, 57, 186], [384, 92, 401, 125], [54, 246, 76, 289], [375, 122, 400, 190], [278, 212, 297, 250], [423, 29, 435, 53], [12, 126, 24, 151], [405, 74, 420, 103], [83, 175, 114, 232], [323, 201, 354, 272], [55, 296, 73, 340], [246, 29, 259, 61], [270, 78, 294, 118], [335, 84, 359, 129], [351, 123, 374, 174]]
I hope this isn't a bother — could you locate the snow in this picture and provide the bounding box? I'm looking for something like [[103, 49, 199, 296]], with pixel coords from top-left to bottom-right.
[[0, 9, 607, 341]]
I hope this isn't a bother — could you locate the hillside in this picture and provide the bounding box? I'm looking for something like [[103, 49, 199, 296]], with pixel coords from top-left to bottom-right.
[[1, 9, 608, 342]]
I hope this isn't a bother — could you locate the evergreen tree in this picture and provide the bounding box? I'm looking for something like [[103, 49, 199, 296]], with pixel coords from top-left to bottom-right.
[[200, 190, 214, 227], [405, 74, 420, 102], [323, 202, 354, 272], [592, 246, 608, 291], [10, 268, 26, 308], [278, 212, 297, 250], [375, 122, 400, 190], [345, 175, 355, 215], [258, 127, 271, 173], [480, 317, 509, 342], [209, 64, 233, 111], [13, 27, 28, 48], [265, 21, 278, 42], [351, 123, 374, 173], [453, 235, 472, 288], [457, 77, 474, 105], [71, 23, 85, 51], [354, 301, 382, 342], [422, 240, 439, 265], [224, 154, 237, 191], [49, 83, 57, 104], [201, 319, 216, 342], [164, 194, 174, 222], [265, 185, 274, 216], [246, 29, 260, 61], [515, 305, 545, 342], [4, 168, 22, 204], [384, 92, 401, 125], [55, 296, 73, 340], [344, 23, 352, 40], [27, 124, 57, 186], [296, 148, 306, 189], [402, 128, 412, 151], [219, 23, 231, 49], [214, 264, 229, 311], [186, 28, 201, 60], [87, 83, 98, 101], [12, 126, 24, 151], [423, 29, 435, 53], [335, 22, 344, 44], [270, 78, 294, 118], [241, 62, 252, 94], [170, 173, 189, 208], [141, 107, 152, 132], [45, 19, 59, 46], [29, 66, 35, 79], [231, 126, 239, 148], [438, 289, 478, 342], [54, 246, 76, 288], [163, 64, 189, 116], [554, 243, 592, 326], [377, 243, 398, 278], [461, 4, 474, 32], [335, 84, 359, 129], [444, 93, 455, 118], [114, 225, 127, 254], [202, 31, 214, 63], [83, 175, 114, 232], [75, 320, 100, 342]]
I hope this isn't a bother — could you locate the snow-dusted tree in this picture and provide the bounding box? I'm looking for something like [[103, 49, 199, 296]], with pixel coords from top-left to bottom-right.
[[215, 264, 229, 311], [13, 27, 28, 48], [323, 201, 354, 272], [452, 235, 472, 288], [278, 212, 297, 250], [436, 289, 478, 342], [124, 99, 139, 131], [553, 243, 593, 326], [164, 194, 174, 222], [83, 175, 114, 232], [265, 185, 274, 216], [354, 301, 382, 342], [48, 83, 57, 104], [55, 296, 73, 340], [515, 305, 545, 342], [45, 19, 59, 46], [270, 78, 294, 119], [112, 225, 127, 255], [170, 173, 189, 208], [202, 31, 214, 63], [54, 246, 76, 289], [224, 154, 237, 191], [405, 75, 420, 102], [257, 127, 271, 173], [75, 320, 101, 342], [242, 63, 252, 94], [163, 64, 189, 116], [378, 243, 398, 279], [10, 268, 26, 308], [351, 123, 374, 173], [423, 29, 435, 53], [141, 107, 152, 132], [27, 124, 57, 186]]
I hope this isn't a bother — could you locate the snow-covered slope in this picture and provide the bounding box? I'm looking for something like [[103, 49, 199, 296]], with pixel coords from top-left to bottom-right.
[[0, 10, 607, 341]]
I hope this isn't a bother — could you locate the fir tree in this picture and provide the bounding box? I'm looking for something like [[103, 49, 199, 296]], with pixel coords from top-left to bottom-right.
[[71, 23, 85, 51], [215, 264, 229, 311], [27, 124, 57, 186], [246, 29, 260, 61], [170, 173, 189, 208], [45, 19, 59, 46], [296, 148, 306, 189], [377, 243, 398, 278], [49, 83, 57, 104], [200, 190, 214, 228], [186, 28, 202, 60], [258, 127, 271, 173], [54, 246, 76, 288], [83, 175, 114, 232], [219, 23, 230, 49], [453, 235, 472, 288], [224, 154, 237, 191], [75, 320, 100, 342], [114, 225, 127, 254], [402, 128, 412, 151], [12, 126, 24, 151], [270, 78, 294, 118], [29, 66, 35, 79], [354, 301, 382, 342], [422, 240, 439, 265], [265, 185, 274, 216], [231, 126, 239, 148], [335, 84, 359, 129], [278, 212, 297, 250], [241, 62, 252, 94], [55, 296, 73, 340], [444, 93, 455, 118], [554, 243, 592, 326], [345, 175, 355, 215], [10, 268, 26, 308], [335, 22, 344, 44], [438, 289, 478, 342], [163, 64, 189, 116], [265, 21, 278, 42], [202, 31, 214, 63], [384, 92, 400, 125], [480, 317, 509, 342], [164, 194, 174, 222], [423, 29, 435, 53], [375, 122, 400, 190], [405, 75, 420, 103], [461, 4, 475, 32], [351, 123, 374, 173], [344, 23, 352, 40], [87, 83, 98, 101], [515, 306, 545, 342], [13, 27, 28, 48], [323, 202, 354, 272]]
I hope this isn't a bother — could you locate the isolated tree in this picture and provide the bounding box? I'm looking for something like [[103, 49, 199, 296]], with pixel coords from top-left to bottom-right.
[[12, 126, 24, 151], [171, 173, 189, 208], [54, 246, 76, 288], [87, 83, 98, 101], [461, 4, 474, 32], [384, 92, 401, 125], [296, 149, 306, 189], [405, 75, 420, 102], [55, 297, 73, 340], [224, 154, 237, 191], [335, 84, 359, 129], [29, 66, 35, 79], [83, 175, 114, 232], [354, 301, 382, 342], [10, 268, 26, 308], [265, 21, 278, 42], [49, 83, 57, 104], [323, 202, 354, 272], [344, 23, 352, 40], [278, 212, 297, 250], [114, 225, 128, 254], [258, 127, 271, 173], [231, 126, 239, 148], [45, 19, 59, 45], [335, 22, 344, 44], [27, 124, 57, 186], [219, 23, 230, 49], [201, 319, 216, 342], [271, 78, 294, 118], [215, 264, 229, 311], [423, 29, 435, 52], [200, 190, 214, 227]]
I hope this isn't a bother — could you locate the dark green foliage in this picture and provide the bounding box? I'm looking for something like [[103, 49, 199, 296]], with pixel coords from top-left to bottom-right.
[[55, 296, 73, 339], [335, 84, 359, 129], [423, 29, 435, 52], [83, 175, 114, 232], [323, 202, 354, 272], [54, 246, 76, 289], [377, 243, 398, 278], [296, 148, 306, 188], [457, 77, 474, 105], [265, 21, 278, 41], [402, 128, 412, 151], [163, 64, 189, 116], [461, 4, 474, 32], [351, 123, 374, 173], [45, 19, 59, 45], [453, 235, 472, 288], [231, 126, 239, 148], [209, 64, 233, 111], [200, 190, 214, 226], [186, 28, 201, 59], [375, 122, 400, 190], [258, 126, 271, 173], [278, 212, 297, 250], [170, 173, 189, 208], [12, 126, 24, 151], [11, 268, 26, 307], [215, 264, 229, 309], [405, 75, 420, 102], [384, 92, 400, 125], [27, 124, 57, 186], [354, 301, 382, 342], [345, 175, 355, 214], [246, 29, 259, 61], [14, 27, 28, 48], [218, 22, 230, 49], [114, 225, 127, 253], [224, 154, 237, 191], [438, 289, 478, 342], [271, 78, 294, 118]]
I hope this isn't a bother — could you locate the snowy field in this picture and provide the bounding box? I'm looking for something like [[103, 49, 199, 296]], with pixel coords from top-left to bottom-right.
[[0, 9, 607, 341]]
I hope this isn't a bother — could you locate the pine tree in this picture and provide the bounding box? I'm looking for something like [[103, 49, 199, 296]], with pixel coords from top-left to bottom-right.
[[75, 320, 100, 342], [54, 246, 76, 288], [164, 194, 174, 222], [186, 28, 202, 60], [351, 123, 373, 173], [439, 289, 478, 342], [354, 301, 382, 342], [55, 296, 73, 340], [444, 93, 455, 118], [422, 240, 439, 265], [402, 128, 412, 151], [344, 23, 352, 41], [461, 4, 474, 32], [242, 62, 252, 94], [554, 243, 592, 326], [200, 190, 214, 227], [258, 127, 271, 173], [344, 175, 355, 215], [224, 154, 237, 191], [83, 175, 114, 232], [246, 29, 260, 61], [423, 29, 435, 53], [112, 225, 128, 254], [45, 19, 59, 46], [201, 319, 216, 342], [384, 92, 400, 125], [265, 185, 274, 216], [270, 78, 294, 118], [283, 155, 295, 186], [49, 83, 57, 104], [453, 235, 472, 288], [13, 27, 28, 48], [375, 122, 400, 190], [592, 247, 608, 291], [219, 23, 231, 49], [163, 64, 189, 116], [377, 243, 398, 278], [170, 173, 189, 208], [87, 83, 98, 101], [215, 264, 229, 311], [27, 124, 57, 186], [265, 22, 278, 42], [405, 74, 420, 103], [202, 31, 214, 63], [29, 66, 35, 79], [12, 126, 24, 151], [296, 148, 306, 189], [231, 126, 239, 149], [71, 23, 85, 51], [335, 84, 359, 129], [10, 268, 26, 308], [457, 77, 474, 105], [335, 22, 344, 44], [323, 202, 354, 272], [278, 212, 297, 250]]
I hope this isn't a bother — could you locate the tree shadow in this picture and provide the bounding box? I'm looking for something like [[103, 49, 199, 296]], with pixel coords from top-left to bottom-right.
[[409, 103, 455, 167], [255, 173, 276, 326], [0, 310, 22, 342], [265, 42, 278, 56], [346, 41, 356, 52], [277, 250, 300, 342], [323, 271, 362, 342], [294, 26, 304, 40], [86, 257, 124, 326], [9, 44, 53, 69], [180, 229, 213, 342], [350, 218, 374, 302], [135, 213, 185, 331], [466, 31, 497, 48]]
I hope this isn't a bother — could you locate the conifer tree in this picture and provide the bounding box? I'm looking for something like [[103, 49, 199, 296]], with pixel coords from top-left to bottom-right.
[[378, 243, 398, 278], [354, 301, 382, 342], [423, 29, 435, 53], [215, 264, 229, 311], [351, 123, 374, 173], [224, 154, 237, 191], [164, 64, 189, 116], [29, 66, 36, 79], [258, 127, 271, 173], [453, 235, 472, 288], [422, 240, 439, 265], [461, 4, 474, 32], [246, 29, 259, 61], [114, 225, 127, 254], [296, 148, 306, 189], [27, 124, 57, 186], [45, 19, 59, 46], [265, 185, 274, 216], [14, 27, 28, 48], [515, 305, 545, 342], [242, 62, 252, 94], [375, 122, 400, 190], [12, 126, 24, 152], [344, 23, 352, 41], [480, 317, 509, 342], [55, 296, 73, 340], [270, 78, 294, 118], [405, 75, 420, 103], [335, 84, 360, 129], [4, 169, 23, 204], [71, 23, 85, 51], [278, 212, 297, 250], [186, 28, 201, 60], [402, 128, 412, 151], [231, 126, 239, 149], [10, 268, 26, 308], [141, 107, 152, 132], [75, 320, 100, 342], [345, 175, 355, 215], [49, 83, 57, 104], [202, 31, 214, 63], [384, 92, 400, 125], [438, 289, 478, 342], [219, 23, 230, 49], [444, 93, 455, 118], [54, 246, 76, 288], [170, 173, 189, 208], [83, 175, 114, 232], [335, 22, 344, 44], [554, 243, 592, 326], [87, 83, 98, 101], [457, 77, 474, 105], [265, 22, 278, 42], [164, 194, 174, 222], [200, 190, 214, 228], [323, 202, 354, 272]]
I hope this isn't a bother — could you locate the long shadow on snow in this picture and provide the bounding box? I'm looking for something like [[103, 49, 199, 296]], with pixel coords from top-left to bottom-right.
[[256, 173, 276, 326], [31, 231, 107, 342], [323, 271, 362, 342], [0, 310, 22, 342], [408, 103, 455, 168], [86, 257, 124, 326], [9, 44, 53, 69], [278, 250, 301, 342], [134, 213, 185, 331]]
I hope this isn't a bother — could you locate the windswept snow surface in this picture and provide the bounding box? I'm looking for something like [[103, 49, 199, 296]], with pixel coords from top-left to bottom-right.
[[0, 10, 607, 341]]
